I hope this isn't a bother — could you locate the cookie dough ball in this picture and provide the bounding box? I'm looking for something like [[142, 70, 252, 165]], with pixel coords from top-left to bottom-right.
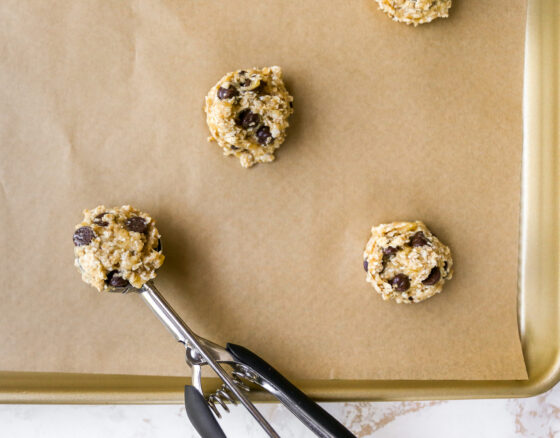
[[375, 0, 452, 26], [363, 221, 453, 303], [73, 205, 165, 292], [204, 66, 294, 168]]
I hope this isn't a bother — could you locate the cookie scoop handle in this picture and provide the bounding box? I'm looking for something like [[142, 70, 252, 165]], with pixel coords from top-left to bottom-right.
[[226, 343, 356, 438], [184, 385, 226, 438]]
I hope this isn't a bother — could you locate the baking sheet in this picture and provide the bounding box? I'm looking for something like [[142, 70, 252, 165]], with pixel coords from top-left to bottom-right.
[[0, 0, 527, 380]]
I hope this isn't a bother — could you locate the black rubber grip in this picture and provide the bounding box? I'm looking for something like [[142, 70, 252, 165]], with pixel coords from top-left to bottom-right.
[[184, 385, 226, 438], [226, 343, 356, 438]]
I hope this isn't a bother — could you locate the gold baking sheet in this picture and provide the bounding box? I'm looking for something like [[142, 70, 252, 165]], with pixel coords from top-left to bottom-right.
[[1, 0, 557, 401]]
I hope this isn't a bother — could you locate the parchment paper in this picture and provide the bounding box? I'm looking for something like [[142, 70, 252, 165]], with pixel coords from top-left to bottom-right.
[[0, 0, 528, 380]]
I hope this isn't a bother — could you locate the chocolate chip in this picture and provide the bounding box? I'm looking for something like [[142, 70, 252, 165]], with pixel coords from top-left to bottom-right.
[[236, 109, 248, 126], [125, 216, 148, 233], [409, 231, 429, 247], [443, 261, 448, 271], [408, 296, 414, 301], [256, 126, 272, 145], [382, 247, 399, 269], [239, 70, 246, 75], [255, 80, 267, 94], [106, 271, 128, 288], [422, 267, 441, 285], [289, 101, 293, 108], [230, 145, 239, 150], [363, 259, 368, 272], [240, 110, 260, 129], [383, 246, 399, 258], [390, 274, 410, 292], [93, 213, 109, 227], [73, 226, 95, 246], [237, 109, 259, 128], [217, 86, 238, 100]]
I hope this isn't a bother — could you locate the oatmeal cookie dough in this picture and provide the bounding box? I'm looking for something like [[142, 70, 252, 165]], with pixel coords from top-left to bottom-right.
[[204, 66, 294, 168], [375, 0, 452, 26], [363, 221, 453, 303], [73, 205, 165, 292]]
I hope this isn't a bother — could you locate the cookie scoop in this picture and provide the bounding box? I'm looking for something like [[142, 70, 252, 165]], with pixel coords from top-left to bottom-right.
[[73, 205, 164, 292], [71, 206, 353, 438]]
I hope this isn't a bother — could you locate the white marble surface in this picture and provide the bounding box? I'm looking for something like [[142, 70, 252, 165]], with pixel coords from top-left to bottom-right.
[[1, 383, 559, 438]]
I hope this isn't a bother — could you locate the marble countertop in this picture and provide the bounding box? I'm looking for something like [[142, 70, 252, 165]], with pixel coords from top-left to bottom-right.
[[2, 383, 558, 437]]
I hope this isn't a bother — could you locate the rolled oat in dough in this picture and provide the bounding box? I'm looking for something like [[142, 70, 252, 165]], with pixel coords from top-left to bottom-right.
[[73, 205, 165, 292], [363, 221, 453, 303], [204, 66, 294, 168], [375, 0, 452, 26]]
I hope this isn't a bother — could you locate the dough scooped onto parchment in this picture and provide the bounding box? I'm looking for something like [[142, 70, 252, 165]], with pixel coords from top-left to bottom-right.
[[375, 0, 452, 26], [73, 205, 165, 292], [363, 221, 453, 303], [204, 66, 294, 168]]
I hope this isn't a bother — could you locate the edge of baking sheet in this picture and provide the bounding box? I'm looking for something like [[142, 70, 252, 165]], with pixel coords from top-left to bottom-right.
[[1, 0, 559, 403]]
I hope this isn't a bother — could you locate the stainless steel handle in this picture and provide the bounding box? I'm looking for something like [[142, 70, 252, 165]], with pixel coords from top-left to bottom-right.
[[139, 282, 279, 438]]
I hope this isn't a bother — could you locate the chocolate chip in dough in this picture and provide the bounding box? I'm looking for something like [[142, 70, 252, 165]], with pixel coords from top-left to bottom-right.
[[256, 126, 272, 145], [93, 213, 109, 227], [409, 231, 429, 247], [382, 246, 399, 259], [236, 109, 248, 126], [255, 80, 268, 94], [390, 274, 410, 292], [422, 267, 441, 285], [240, 110, 260, 129], [73, 226, 95, 246], [381, 246, 399, 272], [239, 76, 251, 87], [237, 109, 259, 128], [217, 86, 238, 100], [106, 271, 129, 288], [363, 259, 368, 272], [125, 216, 148, 234]]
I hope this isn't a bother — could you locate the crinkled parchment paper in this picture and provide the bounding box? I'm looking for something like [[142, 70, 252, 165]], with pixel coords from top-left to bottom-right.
[[0, 0, 527, 379]]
